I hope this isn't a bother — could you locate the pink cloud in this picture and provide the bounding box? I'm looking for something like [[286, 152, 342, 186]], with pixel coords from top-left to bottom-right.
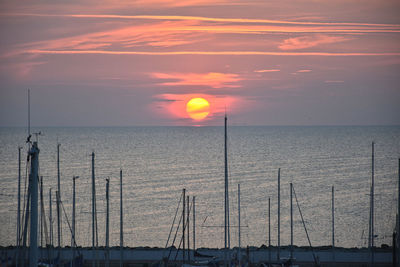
[[23, 50, 400, 57], [9, 20, 206, 58], [279, 34, 349, 50], [3, 61, 47, 78], [5, 13, 400, 29], [254, 69, 280, 73], [151, 72, 242, 88], [291, 69, 312, 75], [297, 69, 312, 72], [4, 13, 399, 61], [132, 0, 230, 7]]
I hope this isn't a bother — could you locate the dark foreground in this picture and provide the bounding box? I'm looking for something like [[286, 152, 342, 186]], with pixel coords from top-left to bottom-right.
[[0, 246, 394, 267]]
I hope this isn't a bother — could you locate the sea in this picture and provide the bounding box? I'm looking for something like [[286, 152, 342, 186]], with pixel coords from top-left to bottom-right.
[[0, 126, 399, 249]]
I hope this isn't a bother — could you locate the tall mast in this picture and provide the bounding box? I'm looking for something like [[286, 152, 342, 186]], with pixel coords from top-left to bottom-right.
[[56, 191, 60, 257], [72, 176, 79, 266], [187, 195, 190, 262], [397, 158, 400, 264], [22, 173, 31, 261], [29, 141, 40, 267], [268, 197, 271, 263], [91, 152, 96, 267], [57, 143, 61, 251], [17, 146, 22, 266], [21, 184, 32, 265], [21, 89, 30, 266], [290, 182, 293, 260], [49, 188, 53, 265], [369, 142, 375, 265], [182, 188, 186, 263], [193, 196, 196, 255], [277, 168, 281, 261], [120, 169, 124, 267], [238, 184, 241, 267], [332, 185, 335, 264], [293, 185, 318, 265], [28, 89, 30, 137], [224, 115, 230, 267], [105, 178, 110, 267], [40, 176, 43, 253]]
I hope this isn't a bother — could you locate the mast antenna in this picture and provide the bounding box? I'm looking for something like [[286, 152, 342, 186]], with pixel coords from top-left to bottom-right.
[[27, 89, 32, 144], [28, 89, 30, 137]]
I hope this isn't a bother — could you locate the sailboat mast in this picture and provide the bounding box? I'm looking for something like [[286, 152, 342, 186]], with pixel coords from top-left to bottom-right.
[[91, 152, 96, 267], [224, 115, 230, 267], [187, 195, 190, 262], [268, 197, 271, 263], [370, 142, 375, 265], [57, 143, 61, 252], [183, 188, 186, 263], [397, 158, 400, 263], [238, 184, 241, 267], [72, 176, 79, 266], [56, 191, 60, 258], [29, 141, 40, 267], [120, 169, 124, 267], [105, 178, 110, 267], [17, 146, 22, 266], [290, 182, 293, 260], [28, 89, 30, 137], [332, 185, 335, 264], [49, 188, 53, 265], [40, 176, 43, 252], [277, 168, 280, 261], [193, 196, 196, 254]]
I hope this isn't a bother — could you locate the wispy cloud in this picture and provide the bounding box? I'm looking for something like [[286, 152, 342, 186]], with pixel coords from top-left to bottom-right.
[[151, 72, 242, 88], [291, 69, 312, 75], [297, 69, 312, 72], [5, 13, 400, 28], [254, 69, 280, 73], [24, 49, 400, 56], [3, 20, 209, 58], [4, 12, 399, 60], [2, 61, 47, 78], [40, 21, 204, 49], [279, 35, 349, 50]]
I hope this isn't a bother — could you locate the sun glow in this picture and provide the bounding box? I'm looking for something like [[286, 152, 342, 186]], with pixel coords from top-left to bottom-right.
[[186, 97, 210, 121]]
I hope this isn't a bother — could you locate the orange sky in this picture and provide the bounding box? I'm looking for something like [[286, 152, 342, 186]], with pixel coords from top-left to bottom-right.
[[0, 0, 399, 126]]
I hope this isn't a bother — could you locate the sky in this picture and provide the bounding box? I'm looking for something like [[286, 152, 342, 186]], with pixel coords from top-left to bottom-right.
[[0, 0, 399, 126]]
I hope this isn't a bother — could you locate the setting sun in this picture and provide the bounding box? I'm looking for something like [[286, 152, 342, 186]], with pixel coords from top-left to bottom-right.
[[186, 97, 210, 121]]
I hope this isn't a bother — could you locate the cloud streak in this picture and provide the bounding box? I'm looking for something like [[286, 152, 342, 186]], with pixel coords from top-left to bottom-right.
[[25, 49, 400, 56], [254, 69, 280, 73], [279, 35, 349, 50], [151, 72, 242, 88], [3, 13, 399, 60], [5, 13, 400, 28]]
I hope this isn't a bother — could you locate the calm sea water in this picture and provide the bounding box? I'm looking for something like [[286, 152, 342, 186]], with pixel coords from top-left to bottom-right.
[[0, 126, 399, 249]]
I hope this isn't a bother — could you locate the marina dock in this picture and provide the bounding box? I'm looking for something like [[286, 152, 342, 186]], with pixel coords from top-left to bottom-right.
[[0, 246, 394, 267]]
